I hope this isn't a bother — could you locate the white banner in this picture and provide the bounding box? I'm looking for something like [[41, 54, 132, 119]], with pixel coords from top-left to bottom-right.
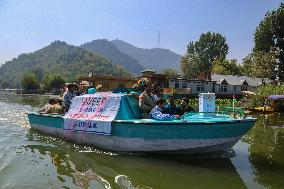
[[63, 93, 122, 135]]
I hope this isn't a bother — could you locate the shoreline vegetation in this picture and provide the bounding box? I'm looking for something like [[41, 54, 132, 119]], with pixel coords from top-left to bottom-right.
[[2, 83, 284, 111]]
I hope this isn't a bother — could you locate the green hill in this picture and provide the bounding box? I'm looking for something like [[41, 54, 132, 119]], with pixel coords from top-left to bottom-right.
[[0, 41, 131, 88], [81, 39, 144, 74]]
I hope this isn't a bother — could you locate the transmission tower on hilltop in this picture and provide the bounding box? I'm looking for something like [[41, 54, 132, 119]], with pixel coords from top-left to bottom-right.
[[157, 31, 160, 48]]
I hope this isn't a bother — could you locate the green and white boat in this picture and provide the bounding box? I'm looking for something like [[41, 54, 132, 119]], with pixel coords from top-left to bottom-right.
[[28, 93, 256, 154]]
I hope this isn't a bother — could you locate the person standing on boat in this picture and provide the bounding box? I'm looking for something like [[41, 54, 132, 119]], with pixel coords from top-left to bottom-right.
[[150, 98, 178, 120], [63, 83, 77, 113], [139, 84, 155, 118]]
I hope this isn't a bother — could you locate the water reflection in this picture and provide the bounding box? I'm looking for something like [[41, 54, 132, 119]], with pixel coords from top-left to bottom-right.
[[0, 92, 51, 107], [246, 113, 284, 189], [25, 129, 247, 189]]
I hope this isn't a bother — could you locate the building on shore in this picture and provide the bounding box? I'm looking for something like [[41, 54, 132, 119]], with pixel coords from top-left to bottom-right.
[[140, 69, 167, 88], [77, 70, 271, 97], [77, 73, 137, 92], [168, 74, 271, 98]]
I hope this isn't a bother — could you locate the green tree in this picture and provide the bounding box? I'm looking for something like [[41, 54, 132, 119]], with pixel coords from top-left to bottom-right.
[[161, 68, 179, 77], [181, 32, 229, 79], [254, 3, 284, 79], [48, 75, 66, 90], [41, 74, 66, 91], [31, 67, 45, 83], [0, 81, 10, 89], [41, 74, 52, 91], [212, 59, 242, 75], [181, 54, 200, 79], [242, 52, 277, 78], [21, 73, 40, 91]]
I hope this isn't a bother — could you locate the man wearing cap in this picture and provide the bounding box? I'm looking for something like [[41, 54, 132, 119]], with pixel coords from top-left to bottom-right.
[[63, 84, 77, 113]]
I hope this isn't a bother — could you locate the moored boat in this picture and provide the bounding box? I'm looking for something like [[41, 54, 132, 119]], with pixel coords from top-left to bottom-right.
[[28, 93, 256, 155]]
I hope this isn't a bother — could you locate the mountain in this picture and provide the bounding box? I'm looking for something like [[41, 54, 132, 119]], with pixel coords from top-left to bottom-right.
[[111, 39, 182, 72], [0, 41, 131, 88], [80, 39, 144, 74]]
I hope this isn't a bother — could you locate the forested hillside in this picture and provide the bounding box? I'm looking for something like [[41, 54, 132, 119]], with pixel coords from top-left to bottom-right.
[[0, 41, 130, 88]]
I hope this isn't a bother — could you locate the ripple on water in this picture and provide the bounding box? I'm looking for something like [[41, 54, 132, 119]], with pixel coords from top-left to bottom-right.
[[0, 102, 34, 129], [73, 169, 111, 189], [115, 175, 153, 189]]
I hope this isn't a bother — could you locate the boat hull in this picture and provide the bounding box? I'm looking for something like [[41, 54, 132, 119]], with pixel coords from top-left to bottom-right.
[[28, 113, 256, 154]]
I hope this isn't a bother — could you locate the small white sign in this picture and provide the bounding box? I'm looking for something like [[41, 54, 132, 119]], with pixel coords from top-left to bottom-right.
[[199, 93, 215, 112]]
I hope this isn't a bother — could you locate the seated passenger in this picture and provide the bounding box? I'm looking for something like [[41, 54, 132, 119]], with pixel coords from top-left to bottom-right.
[[38, 98, 54, 113], [176, 98, 195, 116], [38, 99, 63, 114], [163, 95, 178, 115], [139, 84, 155, 118], [149, 98, 179, 121], [87, 85, 97, 94], [151, 83, 163, 103], [46, 99, 64, 114]]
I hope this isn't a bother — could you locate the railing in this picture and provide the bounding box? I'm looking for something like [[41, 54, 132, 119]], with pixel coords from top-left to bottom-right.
[[218, 106, 245, 119], [180, 107, 245, 121]]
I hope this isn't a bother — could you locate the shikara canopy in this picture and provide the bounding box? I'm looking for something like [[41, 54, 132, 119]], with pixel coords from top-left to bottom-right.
[[267, 95, 284, 100]]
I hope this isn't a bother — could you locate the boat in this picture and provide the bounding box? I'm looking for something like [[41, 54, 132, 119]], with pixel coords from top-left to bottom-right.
[[246, 95, 284, 113], [28, 92, 256, 155]]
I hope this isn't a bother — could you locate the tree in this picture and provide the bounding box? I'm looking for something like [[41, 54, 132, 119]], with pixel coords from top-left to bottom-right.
[[48, 75, 66, 90], [242, 52, 277, 78], [41, 74, 52, 91], [21, 73, 40, 91], [181, 32, 229, 79], [212, 59, 242, 75], [181, 54, 201, 79], [161, 68, 179, 77], [254, 3, 284, 79], [0, 81, 10, 89], [31, 67, 45, 83], [41, 74, 66, 91]]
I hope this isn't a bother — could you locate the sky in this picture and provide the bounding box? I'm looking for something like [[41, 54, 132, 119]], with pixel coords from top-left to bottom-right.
[[0, 0, 283, 65]]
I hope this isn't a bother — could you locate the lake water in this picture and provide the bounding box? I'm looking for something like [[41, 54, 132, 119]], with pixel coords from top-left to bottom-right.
[[0, 92, 283, 189]]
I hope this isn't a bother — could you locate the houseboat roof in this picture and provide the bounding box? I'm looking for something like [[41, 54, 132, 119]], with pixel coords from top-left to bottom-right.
[[211, 74, 271, 86]]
